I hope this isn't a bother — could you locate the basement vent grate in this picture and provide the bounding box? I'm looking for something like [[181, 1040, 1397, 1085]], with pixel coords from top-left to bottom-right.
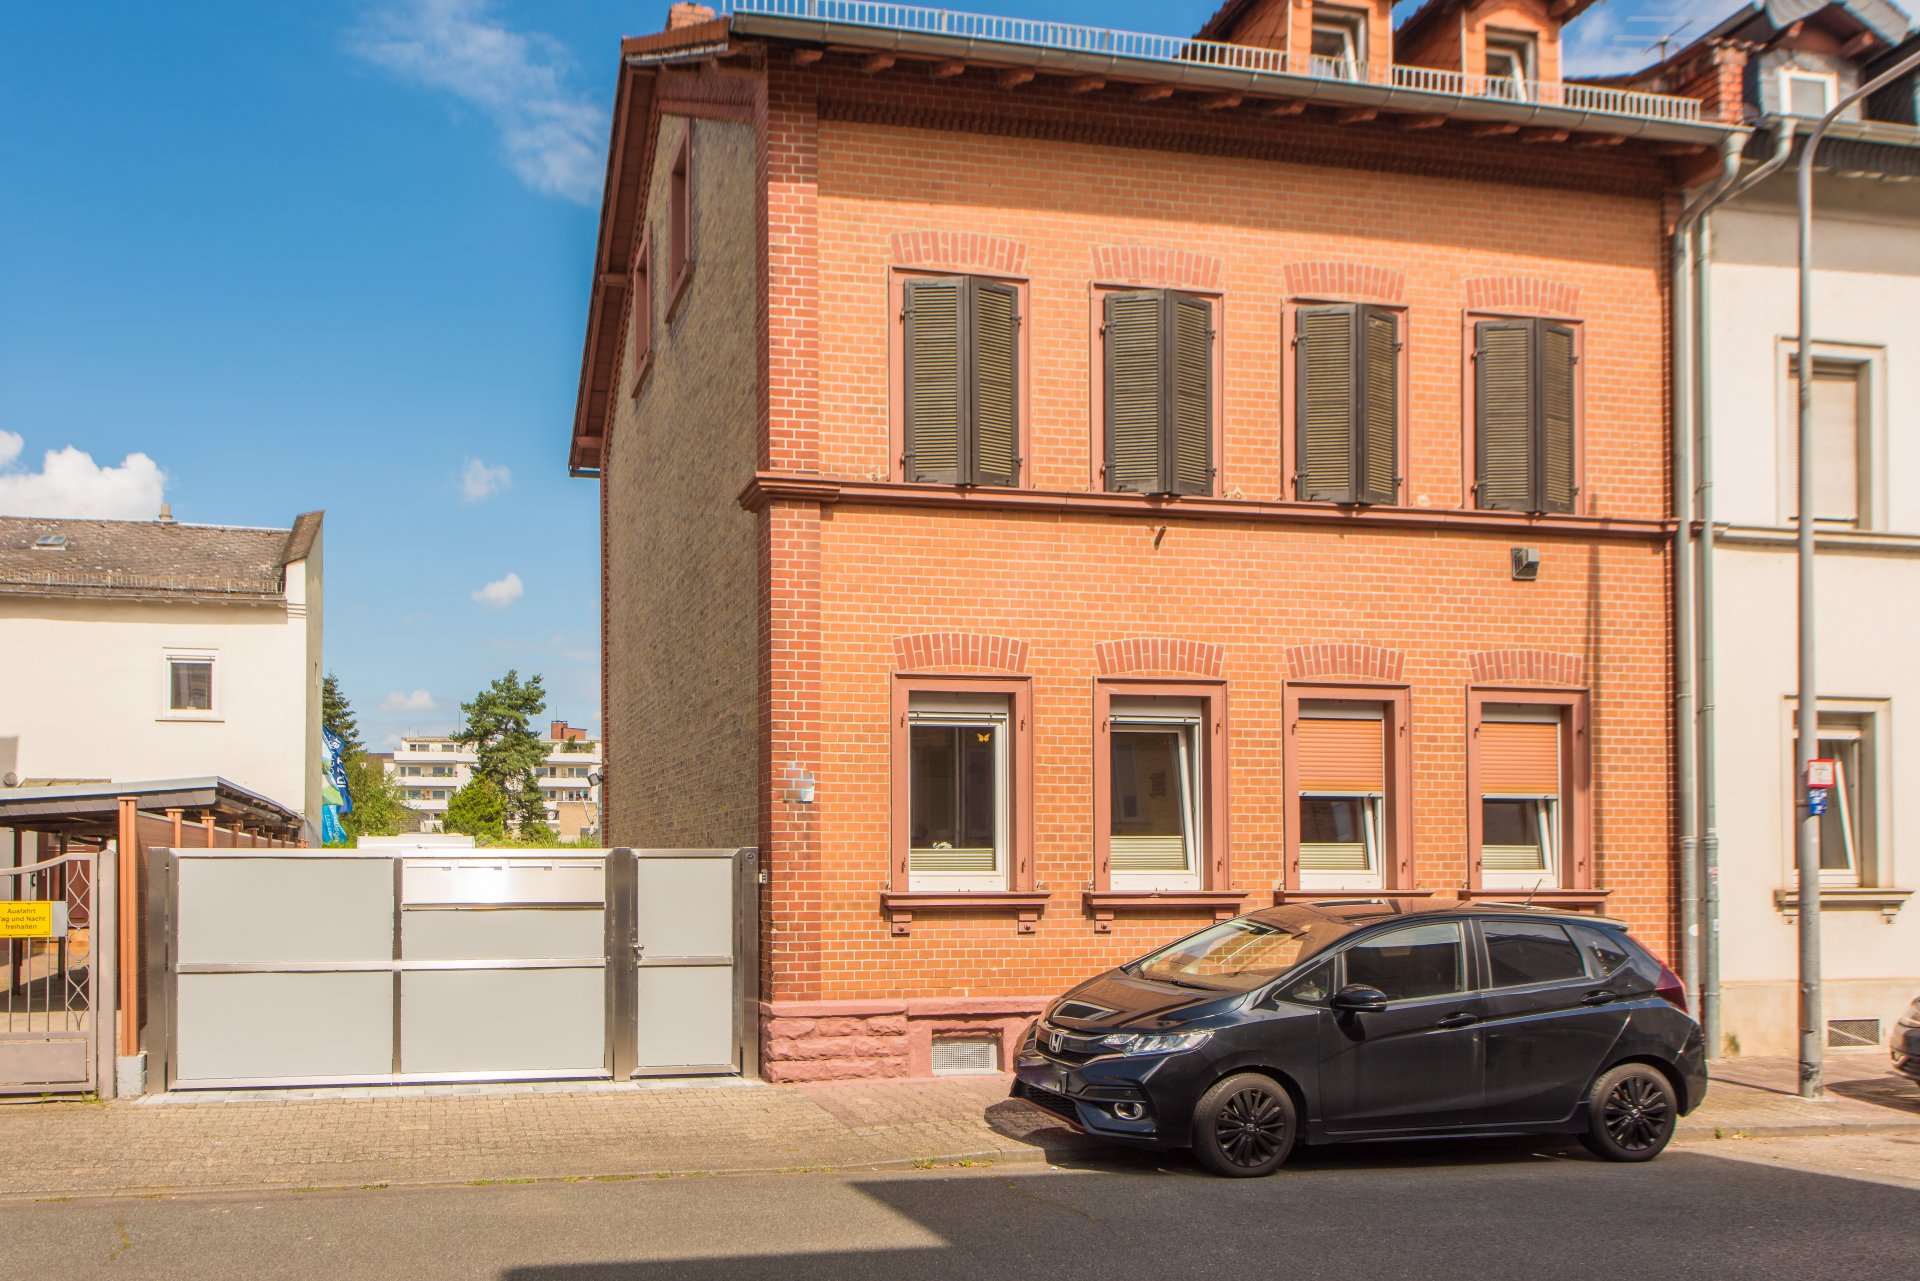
[[931, 1036, 1000, 1076], [1827, 1018, 1882, 1048]]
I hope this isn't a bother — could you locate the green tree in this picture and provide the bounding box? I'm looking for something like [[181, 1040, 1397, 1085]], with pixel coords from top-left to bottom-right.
[[453, 670, 551, 837], [321, 674, 364, 760], [339, 754, 412, 842], [443, 776, 506, 840]]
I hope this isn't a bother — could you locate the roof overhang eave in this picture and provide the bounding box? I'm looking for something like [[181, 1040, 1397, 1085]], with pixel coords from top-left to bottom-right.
[[728, 11, 1734, 144]]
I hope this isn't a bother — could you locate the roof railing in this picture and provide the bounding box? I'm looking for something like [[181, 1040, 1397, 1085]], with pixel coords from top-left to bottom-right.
[[721, 0, 1703, 124]]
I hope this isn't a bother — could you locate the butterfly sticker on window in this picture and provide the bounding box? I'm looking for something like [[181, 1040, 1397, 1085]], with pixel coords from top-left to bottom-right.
[[976, 731, 992, 743]]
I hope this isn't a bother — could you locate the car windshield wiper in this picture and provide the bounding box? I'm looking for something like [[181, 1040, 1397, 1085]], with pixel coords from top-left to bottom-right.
[[1145, 974, 1223, 991]]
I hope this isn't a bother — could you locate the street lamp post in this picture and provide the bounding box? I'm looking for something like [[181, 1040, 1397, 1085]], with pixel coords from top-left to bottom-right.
[[1792, 44, 1920, 1099]]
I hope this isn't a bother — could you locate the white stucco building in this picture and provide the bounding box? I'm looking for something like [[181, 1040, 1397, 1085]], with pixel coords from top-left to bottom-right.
[[1671, 0, 1920, 1056], [389, 720, 601, 838], [0, 511, 325, 838]]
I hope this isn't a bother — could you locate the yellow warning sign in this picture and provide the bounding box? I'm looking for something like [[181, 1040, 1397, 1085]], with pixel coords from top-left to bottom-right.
[[0, 901, 59, 939]]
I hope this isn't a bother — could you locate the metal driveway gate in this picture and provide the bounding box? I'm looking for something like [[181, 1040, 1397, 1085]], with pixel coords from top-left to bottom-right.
[[146, 846, 755, 1090], [2, 846, 117, 1095]]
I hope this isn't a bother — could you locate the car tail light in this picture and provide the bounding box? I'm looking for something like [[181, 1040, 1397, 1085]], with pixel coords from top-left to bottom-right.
[[1653, 962, 1687, 1013]]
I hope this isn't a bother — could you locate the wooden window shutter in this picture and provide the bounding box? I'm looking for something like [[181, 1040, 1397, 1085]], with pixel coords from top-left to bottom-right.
[[1476, 320, 1535, 511], [1480, 719, 1560, 795], [1105, 290, 1166, 493], [970, 280, 1021, 487], [1297, 717, 1385, 793], [1540, 324, 1577, 513], [1358, 307, 1400, 506], [904, 277, 964, 483], [1296, 305, 1356, 502], [1168, 293, 1215, 495]]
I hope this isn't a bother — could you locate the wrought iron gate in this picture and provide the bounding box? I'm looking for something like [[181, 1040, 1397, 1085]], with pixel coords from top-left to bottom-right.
[[2, 845, 117, 1095]]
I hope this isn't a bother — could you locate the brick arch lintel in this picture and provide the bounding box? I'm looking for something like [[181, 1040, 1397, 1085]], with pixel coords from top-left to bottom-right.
[[1469, 649, 1586, 687], [1092, 245, 1224, 293], [889, 231, 1029, 278], [893, 632, 1030, 673], [1283, 262, 1407, 304], [1285, 643, 1406, 683], [1465, 276, 1581, 318], [1097, 638, 1225, 679]]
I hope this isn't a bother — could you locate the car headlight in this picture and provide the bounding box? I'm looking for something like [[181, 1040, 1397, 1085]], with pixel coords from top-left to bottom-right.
[[1098, 1030, 1212, 1056]]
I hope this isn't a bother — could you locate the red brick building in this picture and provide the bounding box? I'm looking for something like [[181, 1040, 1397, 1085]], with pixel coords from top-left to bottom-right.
[[569, 0, 1734, 1080]]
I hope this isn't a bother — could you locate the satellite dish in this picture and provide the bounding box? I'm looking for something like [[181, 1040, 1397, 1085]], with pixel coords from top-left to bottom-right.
[[2, 772, 18, 788]]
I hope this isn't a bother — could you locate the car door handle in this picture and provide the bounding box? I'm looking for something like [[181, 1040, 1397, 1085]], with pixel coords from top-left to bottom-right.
[[1581, 991, 1617, 1006], [1435, 1012, 1480, 1029]]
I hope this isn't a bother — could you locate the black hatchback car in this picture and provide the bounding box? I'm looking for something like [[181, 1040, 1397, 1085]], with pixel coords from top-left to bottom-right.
[[1013, 900, 1706, 1176]]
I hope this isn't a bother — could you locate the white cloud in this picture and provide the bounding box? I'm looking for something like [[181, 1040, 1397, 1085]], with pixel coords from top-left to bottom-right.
[[472, 571, 524, 610], [0, 436, 167, 520], [380, 689, 438, 713], [348, 0, 607, 205], [461, 457, 511, 502]]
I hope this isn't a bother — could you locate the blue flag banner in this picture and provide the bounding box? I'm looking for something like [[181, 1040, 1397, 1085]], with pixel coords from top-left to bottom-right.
[[321, 804, 346, 844], [322, 726, 354, 816]]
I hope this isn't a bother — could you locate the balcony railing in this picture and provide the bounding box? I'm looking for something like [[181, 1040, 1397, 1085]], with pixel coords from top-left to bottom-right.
[[721, 0, 1702, 124]]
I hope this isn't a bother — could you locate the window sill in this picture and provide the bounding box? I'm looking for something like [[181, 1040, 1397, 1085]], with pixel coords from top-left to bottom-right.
[[156, 714, 223, 724], [1463, 887, 1610, 910], [1272, 888, 1437, 904], [1774, 886, 1913, 922], [1084, 889, 1247, 933], [881, 889, 1050, 937]]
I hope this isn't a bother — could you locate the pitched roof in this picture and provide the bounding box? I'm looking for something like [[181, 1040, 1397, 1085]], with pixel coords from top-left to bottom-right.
[[0, 512, 323, 603]]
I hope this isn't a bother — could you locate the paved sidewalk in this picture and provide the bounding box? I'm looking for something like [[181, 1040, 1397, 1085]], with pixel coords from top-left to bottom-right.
[[0, 1054, 1911, 1201]]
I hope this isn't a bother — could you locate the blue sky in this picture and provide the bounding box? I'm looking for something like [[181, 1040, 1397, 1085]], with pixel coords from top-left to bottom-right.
[[0, 0, 1723, 749]]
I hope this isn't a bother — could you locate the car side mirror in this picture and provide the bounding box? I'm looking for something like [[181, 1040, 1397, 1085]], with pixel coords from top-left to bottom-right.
[[1330, 984, 1389, 1013]]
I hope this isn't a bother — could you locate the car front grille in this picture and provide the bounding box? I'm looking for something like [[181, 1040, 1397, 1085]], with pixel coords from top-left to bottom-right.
[[1034, 1022, 1109, 1064], [1012, 1079, 1082, 1126]]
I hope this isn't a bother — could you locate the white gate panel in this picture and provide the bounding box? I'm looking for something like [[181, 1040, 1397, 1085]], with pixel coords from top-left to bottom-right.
[[176, 971, 391, 1082], [400, 969, 604, 1075], [635, 967, 735, 1071], [177, 857, 390, 964]]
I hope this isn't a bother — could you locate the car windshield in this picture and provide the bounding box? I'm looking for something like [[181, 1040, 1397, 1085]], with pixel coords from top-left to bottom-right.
[[1127, 911, 1354, 993]]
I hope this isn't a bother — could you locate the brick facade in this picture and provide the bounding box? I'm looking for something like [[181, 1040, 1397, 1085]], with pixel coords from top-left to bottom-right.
[[584, 21, 1696, 1082]]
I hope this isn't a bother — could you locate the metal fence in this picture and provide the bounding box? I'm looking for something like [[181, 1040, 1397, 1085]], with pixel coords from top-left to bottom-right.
[[2, 845, 117, 1095], [721, 0, 1703, 123]]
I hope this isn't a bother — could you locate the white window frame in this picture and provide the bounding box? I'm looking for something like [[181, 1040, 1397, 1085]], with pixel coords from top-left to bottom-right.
[[1774, 342, 1883, 531], [1295, 700, 1386, 890], [160, 649, 219, 721], [1817, 729, 1863, 886], [1484, 31, 1536, 100], [1779, 67, 1838, 118], [907, 693, 1010, 891], [1308, 6, 1366, 81], [1109, 697, 1204, 891], [1480, 704, 1562, 892]]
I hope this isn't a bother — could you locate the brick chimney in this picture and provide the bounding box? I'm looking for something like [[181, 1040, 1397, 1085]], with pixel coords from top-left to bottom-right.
[[667, 3, 716, 28]]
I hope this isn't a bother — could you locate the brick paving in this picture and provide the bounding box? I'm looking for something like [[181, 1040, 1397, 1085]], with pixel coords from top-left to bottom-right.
[[0, 1055, 1911, 1201]]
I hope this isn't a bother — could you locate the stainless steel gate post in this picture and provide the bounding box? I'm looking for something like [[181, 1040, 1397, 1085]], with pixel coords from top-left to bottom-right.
[[734, 848, 760, 1080], [604, 847, 638, 1081], [143, 848, 177, 1094]]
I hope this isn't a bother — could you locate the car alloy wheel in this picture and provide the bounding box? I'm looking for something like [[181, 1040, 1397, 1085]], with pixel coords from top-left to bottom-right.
[[1192, 1072, 1297, 1177], [1580, 1063, 1678, 1162]]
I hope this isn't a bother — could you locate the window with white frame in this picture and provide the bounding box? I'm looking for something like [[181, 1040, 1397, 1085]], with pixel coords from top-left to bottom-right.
[[1296, 701, 1386, 889], [1480, 706, 1563, 890], [1485, 31, 1536, 99], [1309, 6, 1366, 80], [1780, 68, 1837, 117], [1796, 716, 1876, 887], [1784, 358, 1867, 527], [165, 653, 215, 714], [1109, 697, 1204, 891], [908, 692, 1009, 890]]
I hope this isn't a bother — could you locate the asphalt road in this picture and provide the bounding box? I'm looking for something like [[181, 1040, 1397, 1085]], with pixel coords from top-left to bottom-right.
[[7, 1134, 1916, 1280]]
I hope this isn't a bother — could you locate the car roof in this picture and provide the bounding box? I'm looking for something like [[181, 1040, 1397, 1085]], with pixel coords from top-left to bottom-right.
[[1249, 899, 1632, 934]]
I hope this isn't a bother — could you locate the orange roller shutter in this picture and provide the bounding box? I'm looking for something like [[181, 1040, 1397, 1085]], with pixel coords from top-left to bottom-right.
[[1297, 717, 1384, 793], [1480, 720, 1560, 795]]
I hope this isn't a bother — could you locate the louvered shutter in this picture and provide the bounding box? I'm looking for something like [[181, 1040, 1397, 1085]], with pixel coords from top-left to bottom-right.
[[970, 280, 1020, 487], [1540, 323, 1577, 513], [904, 277, 964, 483], [1297, 717, 1385, 793], [1476, 320, 1535, 511], [1168, 293, 1214, 495], [1481, 720, 1560, 795], [1358, 306, 1400, 506], [1105, 291, 1165, 493], [1296, 306, 1357, 502], [1786, 363, 1863, 523]]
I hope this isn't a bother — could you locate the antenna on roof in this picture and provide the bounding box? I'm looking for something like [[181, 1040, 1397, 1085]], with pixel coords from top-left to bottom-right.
[[1522, 880, 1543, 909], [1616, 15, 1698, 64]]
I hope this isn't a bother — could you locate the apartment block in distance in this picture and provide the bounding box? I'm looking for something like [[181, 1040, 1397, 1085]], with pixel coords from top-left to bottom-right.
[[388, 720, 603, 838], [570, 0, 1734, 1079]]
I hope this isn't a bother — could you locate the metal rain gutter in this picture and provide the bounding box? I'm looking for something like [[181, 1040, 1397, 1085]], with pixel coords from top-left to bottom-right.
[[726, 11, 1734, 144]]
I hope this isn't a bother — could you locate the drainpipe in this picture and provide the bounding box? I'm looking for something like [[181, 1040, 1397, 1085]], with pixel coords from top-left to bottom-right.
[[1671, 133, 1743, 1018], [1695, 121, 1797, 1058]]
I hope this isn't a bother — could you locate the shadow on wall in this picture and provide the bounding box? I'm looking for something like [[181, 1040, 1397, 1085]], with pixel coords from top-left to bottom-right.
[[498, 1145, 1919, 1280]]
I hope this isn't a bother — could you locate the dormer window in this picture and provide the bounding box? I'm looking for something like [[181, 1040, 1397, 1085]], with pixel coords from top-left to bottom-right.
[[31, 534, 66, 551], [1780, 68, 1837, 118], [1310, 7, 1366, 81], [1485, 31, 1536, 100]]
